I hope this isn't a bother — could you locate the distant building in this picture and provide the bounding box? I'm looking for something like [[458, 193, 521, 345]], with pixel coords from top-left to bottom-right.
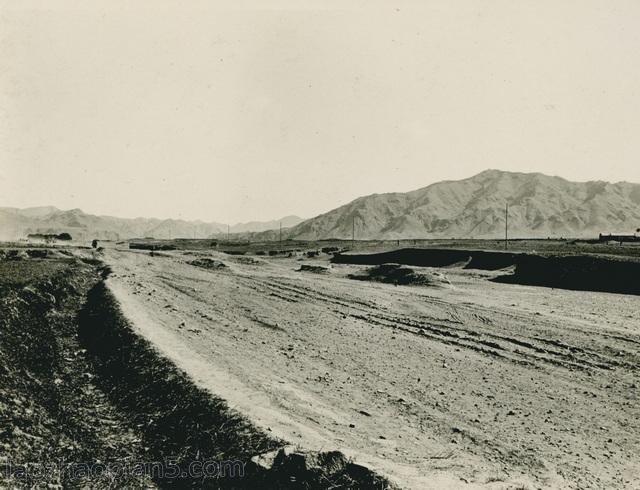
[[599, 232, 640, 243]]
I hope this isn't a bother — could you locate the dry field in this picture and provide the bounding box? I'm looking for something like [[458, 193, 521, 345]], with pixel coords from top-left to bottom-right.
[[99, 248, 639, 489]]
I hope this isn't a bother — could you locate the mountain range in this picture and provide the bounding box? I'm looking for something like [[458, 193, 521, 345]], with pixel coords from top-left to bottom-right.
[[2, 170, 640, 243], [279, 169, 640, 240], [0, 206, 303, 242]]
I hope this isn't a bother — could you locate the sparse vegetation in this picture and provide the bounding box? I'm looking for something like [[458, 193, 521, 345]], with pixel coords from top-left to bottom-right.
[[0, 257, 153, 488]]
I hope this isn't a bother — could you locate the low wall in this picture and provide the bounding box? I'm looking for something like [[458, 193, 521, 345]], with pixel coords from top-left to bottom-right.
[[332, 248, 640, 295]]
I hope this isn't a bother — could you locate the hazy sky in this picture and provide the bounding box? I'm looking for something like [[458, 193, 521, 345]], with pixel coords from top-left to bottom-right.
[[1, 0, 639, 223]]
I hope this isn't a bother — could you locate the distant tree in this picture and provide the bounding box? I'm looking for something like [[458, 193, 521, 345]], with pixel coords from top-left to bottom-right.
[[57, 232, 72, 241], [92, 239, 98, 248]]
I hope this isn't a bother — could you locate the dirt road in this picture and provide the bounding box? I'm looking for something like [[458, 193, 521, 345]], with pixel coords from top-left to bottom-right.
[[102, 249, 639, 489]]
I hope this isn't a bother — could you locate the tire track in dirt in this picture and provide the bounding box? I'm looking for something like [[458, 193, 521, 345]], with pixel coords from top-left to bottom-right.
[[244, 275, 626, 372], [150, 267, 636, 374], [104, 251, 640, 489]]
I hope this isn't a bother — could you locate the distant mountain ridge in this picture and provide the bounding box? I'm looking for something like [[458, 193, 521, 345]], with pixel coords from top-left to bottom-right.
[[0, 206, 303, 242], [3, 170, 640, 242], [279, 170, 640, 240]]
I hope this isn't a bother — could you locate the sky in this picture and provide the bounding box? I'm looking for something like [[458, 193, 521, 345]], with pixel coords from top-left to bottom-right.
[[1, 0, 639, 224]]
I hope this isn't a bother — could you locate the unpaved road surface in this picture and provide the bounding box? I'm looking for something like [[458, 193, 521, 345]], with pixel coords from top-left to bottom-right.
[[103, 249, 639, 489]]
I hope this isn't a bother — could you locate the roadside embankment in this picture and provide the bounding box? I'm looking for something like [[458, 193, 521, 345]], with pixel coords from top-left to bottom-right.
[[0, 257, 154, 488]]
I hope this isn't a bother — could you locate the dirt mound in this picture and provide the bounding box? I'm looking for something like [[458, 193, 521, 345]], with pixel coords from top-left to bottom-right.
[[349, 263, 451, 287], [297, 264, 331, 274], [187, 258, 227, 270], [25, 248, 51, 258], [250, 446, 394, 488], [1, 249, 29, 260], [234, 256, 265, 266], [27, 249, 68, 259], [182, 251, 213, 257], [148, 250, 173, 258], [321, 246, 343, 254], [0, 248, 69, 260]]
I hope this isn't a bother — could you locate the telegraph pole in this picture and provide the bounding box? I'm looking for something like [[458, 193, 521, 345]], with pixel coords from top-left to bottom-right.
[[352, 216, 355, 244], [227, 224, 229, 242], [279, 221, 282, 246], [504, 202, 509, 250]]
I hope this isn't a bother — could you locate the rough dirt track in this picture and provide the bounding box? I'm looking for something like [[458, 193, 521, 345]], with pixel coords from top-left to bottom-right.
[[103, 249, 639, 489]]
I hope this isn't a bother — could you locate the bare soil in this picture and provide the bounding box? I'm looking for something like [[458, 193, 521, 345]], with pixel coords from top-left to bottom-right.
[[101, 248, 640, 489]]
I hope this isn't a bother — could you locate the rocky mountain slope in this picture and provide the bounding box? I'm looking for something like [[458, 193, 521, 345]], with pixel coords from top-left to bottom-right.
[[284, 170, 640, 239], [0, 207, 302, 243]]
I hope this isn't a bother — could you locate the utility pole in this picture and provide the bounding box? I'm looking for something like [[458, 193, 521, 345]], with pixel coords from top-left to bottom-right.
[[279, 221, 282, 246], [227, 224, 229, 242], [504, 202, 509, 250], [352, 216, 355, 244]]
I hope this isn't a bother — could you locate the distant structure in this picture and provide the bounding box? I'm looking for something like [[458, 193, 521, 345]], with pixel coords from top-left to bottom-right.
[[599, 232, 640, 243], [92, 239, 129, 249]]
